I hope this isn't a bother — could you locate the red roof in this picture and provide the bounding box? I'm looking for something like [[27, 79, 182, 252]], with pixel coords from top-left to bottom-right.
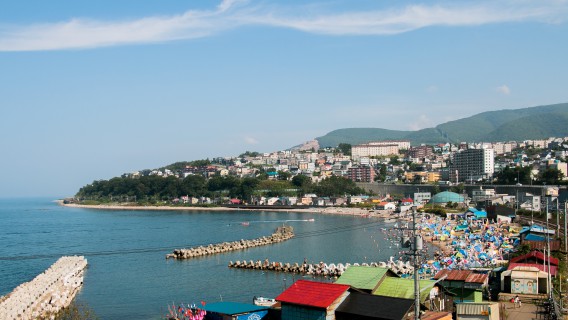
[[434, 270, 487, 283], [508, 263, 558, 276], [276, 280, 350, 309], [510, 251, 559, 266]]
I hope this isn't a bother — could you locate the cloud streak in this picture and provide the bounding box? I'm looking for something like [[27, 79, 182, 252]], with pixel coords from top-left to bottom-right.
[[0, 0, 566, 51]]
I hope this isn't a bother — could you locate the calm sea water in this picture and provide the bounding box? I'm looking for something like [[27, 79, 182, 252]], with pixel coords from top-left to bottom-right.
[[0, 198, 403, 319]]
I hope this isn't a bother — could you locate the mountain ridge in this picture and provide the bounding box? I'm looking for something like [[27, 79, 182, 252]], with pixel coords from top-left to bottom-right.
[[313, 102, 568, 148]]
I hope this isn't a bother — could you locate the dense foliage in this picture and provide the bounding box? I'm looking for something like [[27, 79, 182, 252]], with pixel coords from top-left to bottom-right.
[[76, 174, 366, 203]]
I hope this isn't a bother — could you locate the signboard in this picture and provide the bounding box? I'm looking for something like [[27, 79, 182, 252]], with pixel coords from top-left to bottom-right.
[[511, 278, 537, 294]]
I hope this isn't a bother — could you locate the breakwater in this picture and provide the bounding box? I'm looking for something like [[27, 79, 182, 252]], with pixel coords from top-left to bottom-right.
[[0, 256, 87, 320], [228, 259, 415, 277], [166, 226, 294, 259]]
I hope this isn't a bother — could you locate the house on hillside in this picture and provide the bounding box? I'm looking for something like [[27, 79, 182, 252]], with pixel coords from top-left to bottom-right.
[[376, 202, 397, 211]]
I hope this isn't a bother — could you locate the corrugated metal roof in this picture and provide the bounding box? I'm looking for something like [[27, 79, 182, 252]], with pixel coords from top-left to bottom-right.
[[434, 270, 488, 284], [372, 277, 436, 303], [434, 270, 471, 281], [465, 273, 488, 284], [203, 302, 269, 315], [334, 266, 390, 290], [456, 303, 495, 315], [276, 280, 350, 309]]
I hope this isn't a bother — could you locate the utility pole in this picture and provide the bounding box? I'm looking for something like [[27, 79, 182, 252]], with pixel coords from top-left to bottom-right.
[[412, 207, 421, 320], [400, 206, 422, 320], [565, 201, 567, 253]]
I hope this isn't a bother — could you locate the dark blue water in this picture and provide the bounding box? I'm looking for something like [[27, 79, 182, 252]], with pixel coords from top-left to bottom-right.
[[0, 198, 401, 319]]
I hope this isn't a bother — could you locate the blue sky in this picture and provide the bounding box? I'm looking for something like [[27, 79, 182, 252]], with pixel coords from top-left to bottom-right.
[[0, 0, 567, 197]]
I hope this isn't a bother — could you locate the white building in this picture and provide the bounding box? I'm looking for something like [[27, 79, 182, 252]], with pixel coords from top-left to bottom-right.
[[352, 140, 409, 159]]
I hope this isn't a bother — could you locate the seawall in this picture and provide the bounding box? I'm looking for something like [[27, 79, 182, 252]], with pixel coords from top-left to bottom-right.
[[0, 256, 87, 320], [166, 226, 294, 259]]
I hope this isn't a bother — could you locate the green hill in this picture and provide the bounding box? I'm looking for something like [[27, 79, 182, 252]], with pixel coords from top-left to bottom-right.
[[315, 103, 568, 147]]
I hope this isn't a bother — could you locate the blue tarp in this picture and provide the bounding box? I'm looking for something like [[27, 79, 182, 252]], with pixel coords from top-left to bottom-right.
[[524, 234, 547, 242], [474, 211, 487, 218]]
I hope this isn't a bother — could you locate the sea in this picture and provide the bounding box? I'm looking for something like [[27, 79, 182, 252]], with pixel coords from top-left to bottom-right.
[[0, 198, 408, 319]]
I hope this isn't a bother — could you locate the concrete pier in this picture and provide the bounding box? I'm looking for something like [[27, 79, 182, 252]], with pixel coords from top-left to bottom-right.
[[166, 226, 294, 259], [0, 256, 88, 320]]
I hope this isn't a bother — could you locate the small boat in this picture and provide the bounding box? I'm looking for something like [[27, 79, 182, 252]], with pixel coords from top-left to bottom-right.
[[253, 296, 277, 307], [241, 222, 250, 226], [307, 218, 315, 222]]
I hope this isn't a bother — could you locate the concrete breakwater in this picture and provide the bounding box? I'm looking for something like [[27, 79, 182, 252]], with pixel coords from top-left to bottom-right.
[[166, 226, 294, 259], [0, 256, 87, 320], [228, 259, 415, 277]]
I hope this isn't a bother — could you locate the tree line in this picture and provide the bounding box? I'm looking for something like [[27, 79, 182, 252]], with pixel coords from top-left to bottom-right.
[[75, 174, 367, 203]]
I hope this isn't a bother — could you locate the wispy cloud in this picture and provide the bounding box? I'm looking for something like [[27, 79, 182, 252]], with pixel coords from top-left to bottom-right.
[[408, 114, 434, 131], [0, 0, 567, 51], [496, 84, 511, 95], [244, 136, 259, 145]]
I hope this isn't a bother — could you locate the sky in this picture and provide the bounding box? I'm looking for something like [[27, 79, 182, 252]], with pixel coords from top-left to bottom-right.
[[0, 0, 567, 197]]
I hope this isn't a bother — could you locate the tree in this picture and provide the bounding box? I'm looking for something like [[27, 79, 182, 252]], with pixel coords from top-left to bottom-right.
[[277, 170, 291, 181], [539, 168, 564, 185], [337, 143, 352, 156], [390, 156, 401, 165], [495, 166, 531, 185]]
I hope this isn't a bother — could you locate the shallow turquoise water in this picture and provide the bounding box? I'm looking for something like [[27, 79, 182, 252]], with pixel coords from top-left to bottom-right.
[[0, 198, 403, 319]]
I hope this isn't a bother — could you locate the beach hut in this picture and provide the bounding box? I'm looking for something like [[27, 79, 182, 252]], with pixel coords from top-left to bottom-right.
[[433, 270, 488, 303], [335, 292, 414, 320], [334, 266, 398, 293], [276, 280, 350, 320], [372, 277, 451, 312], [500, 266, 549, 294], [455, 302, 499, 320]]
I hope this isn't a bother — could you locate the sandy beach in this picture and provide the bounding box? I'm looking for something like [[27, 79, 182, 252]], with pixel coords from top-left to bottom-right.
[[57, 200, 392, 218]]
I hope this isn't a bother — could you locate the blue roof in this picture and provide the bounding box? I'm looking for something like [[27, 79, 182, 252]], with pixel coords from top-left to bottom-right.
[[525, 234, 547, 242], [474, 211, 487, 218], [202, 302, 269, 315]]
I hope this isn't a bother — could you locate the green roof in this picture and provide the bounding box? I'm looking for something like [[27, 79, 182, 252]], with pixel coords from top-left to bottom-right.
[[430, 191, 465, 204], [372, 277, 437, 303], [334, 266, 390, 290]]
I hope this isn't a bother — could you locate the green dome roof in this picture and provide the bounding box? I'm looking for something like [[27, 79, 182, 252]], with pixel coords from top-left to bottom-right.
[[429, 191, 465, 204]]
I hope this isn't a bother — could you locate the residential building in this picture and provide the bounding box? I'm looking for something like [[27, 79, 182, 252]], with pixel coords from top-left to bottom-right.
[[449, 148, 495, 183], [347, 165, 376, 182], [408, 145, 433, 159], [352, 140, 409, 159]]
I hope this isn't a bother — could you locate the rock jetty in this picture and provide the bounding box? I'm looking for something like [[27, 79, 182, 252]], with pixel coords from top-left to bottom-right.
[[0, 256, 87, 320], [166, 226, 294, 259], [228, 258, 416, 278]]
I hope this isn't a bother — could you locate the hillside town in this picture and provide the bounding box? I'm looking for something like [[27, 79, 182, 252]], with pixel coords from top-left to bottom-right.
[[70, 137, 568, 320]]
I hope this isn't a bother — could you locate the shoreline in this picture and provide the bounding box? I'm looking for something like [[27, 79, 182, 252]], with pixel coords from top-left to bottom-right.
[[56, 200, 392, 218]]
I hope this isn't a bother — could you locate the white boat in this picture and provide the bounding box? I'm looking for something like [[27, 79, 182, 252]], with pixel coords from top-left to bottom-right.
[[253, 296, 277, 307]]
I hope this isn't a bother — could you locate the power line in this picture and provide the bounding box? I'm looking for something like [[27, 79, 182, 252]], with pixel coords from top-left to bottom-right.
[[0, 220, 385, 261]]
